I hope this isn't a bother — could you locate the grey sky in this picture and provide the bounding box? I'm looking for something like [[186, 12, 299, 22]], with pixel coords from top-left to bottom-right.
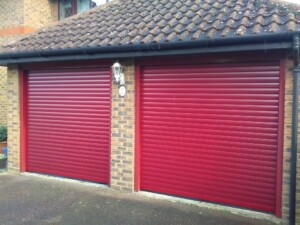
[[93, 0, 108, 5]]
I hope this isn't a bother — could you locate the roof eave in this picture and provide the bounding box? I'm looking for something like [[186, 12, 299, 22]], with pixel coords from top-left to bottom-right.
[[0, 32, 298, 66]]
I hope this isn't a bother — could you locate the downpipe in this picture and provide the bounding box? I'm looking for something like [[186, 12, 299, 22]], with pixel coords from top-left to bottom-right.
[[290, 35, 300, 225]]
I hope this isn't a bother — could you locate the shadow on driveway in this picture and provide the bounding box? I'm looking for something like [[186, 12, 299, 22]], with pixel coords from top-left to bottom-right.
[[0, 174, 277, 225]]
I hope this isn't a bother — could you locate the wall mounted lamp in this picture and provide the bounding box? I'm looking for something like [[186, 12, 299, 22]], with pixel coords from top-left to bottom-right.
[[112, 62, 125, 85], [112, 61, 126, 97]]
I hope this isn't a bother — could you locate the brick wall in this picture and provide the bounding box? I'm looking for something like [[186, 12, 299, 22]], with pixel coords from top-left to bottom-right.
[[0, 0, 58, 30], [0, 36, 16, 126], [0, 67, 7, 126], [110, 59, 135, 191], [6, 65, 20, 173], [0, 0, 58, 126], [24, 0, 58, 29], [0, 0, 24, 29], [282, 59, 293, 224], [0, 0, 23, 126], [51, 1, 59, 23]]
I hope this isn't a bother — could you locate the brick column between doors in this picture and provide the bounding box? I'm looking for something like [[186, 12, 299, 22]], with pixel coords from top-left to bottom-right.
[[110, 59, 135, 191]]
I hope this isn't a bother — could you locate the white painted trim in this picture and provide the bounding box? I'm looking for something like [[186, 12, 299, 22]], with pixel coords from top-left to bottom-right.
[[138, 191, 281, 224], [21, 172, 108, 189]]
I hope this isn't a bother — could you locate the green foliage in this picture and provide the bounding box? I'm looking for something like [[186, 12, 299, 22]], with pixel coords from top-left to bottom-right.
[[0, 126, 7, 142]]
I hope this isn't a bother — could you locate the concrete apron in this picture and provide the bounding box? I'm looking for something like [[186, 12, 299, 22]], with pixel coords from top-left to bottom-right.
[[20, 172, 281, 224]]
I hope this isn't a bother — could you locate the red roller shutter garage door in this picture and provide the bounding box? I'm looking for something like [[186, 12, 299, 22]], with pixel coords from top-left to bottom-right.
[[25, 67, 111, 184], [138, 61, 283, 214]]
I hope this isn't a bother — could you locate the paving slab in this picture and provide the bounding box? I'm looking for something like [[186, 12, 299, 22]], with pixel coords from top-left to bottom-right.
[[0, 174, 277, 225]]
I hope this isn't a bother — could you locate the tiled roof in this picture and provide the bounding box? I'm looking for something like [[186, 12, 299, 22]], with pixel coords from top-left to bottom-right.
[[1, 0, 300, 54]]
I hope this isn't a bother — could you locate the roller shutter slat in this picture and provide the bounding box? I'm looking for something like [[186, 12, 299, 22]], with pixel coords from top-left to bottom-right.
[[140, 62, 280, 213], [141, 163, 276, 184], [142, 160, 276, 180], [143, 142, 277, 157]]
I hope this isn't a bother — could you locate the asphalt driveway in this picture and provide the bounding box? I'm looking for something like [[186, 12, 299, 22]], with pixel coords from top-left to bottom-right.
[[0, 174, 277, 225]]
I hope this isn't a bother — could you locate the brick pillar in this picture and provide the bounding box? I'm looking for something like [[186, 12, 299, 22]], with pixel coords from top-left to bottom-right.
[[110, 59, 135, 191], [0, 67, 7, 126], [7, 65, 21, 173]]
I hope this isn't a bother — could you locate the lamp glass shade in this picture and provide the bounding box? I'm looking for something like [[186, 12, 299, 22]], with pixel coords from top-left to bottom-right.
[[112, 62, 123, 77]]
